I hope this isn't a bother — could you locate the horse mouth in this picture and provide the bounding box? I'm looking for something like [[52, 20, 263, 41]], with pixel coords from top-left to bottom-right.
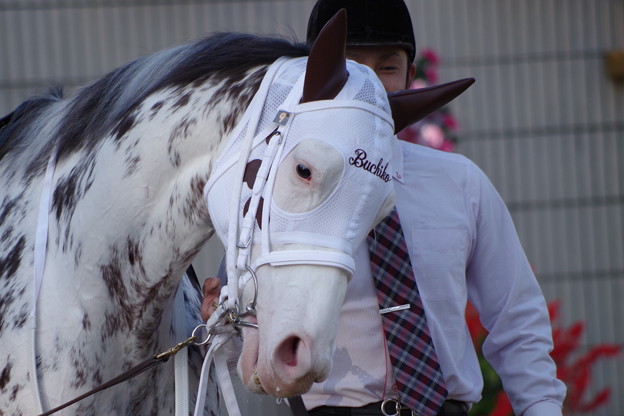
[[240, 329, 327, 398], [238, 317, 267, 394], [250, 368, 267, 394]]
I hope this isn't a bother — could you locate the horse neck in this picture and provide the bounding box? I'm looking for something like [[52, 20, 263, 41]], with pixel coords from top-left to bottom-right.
[[41, 74, 261, 347]]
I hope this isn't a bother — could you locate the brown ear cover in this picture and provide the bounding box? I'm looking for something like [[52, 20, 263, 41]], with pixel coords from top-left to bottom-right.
[[389, 78, 475, 134], [302, 9, 349, 103]]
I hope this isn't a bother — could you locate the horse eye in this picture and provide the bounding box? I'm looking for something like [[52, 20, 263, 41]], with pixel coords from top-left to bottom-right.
[[296, 163, 312, 180]]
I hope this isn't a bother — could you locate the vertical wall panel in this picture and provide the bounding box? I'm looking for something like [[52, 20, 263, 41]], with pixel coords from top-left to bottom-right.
[[0, 1, 622, 414]]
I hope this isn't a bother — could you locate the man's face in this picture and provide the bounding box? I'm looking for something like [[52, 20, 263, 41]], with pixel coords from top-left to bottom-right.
[[346, 45, 416, 92]]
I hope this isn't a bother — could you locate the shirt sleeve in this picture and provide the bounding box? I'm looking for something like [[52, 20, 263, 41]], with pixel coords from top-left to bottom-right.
[[464, 162, 566, 415], [523, 401, 563, 416]]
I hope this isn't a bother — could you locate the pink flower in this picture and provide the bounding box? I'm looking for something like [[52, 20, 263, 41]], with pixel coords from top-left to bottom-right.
[[422, 48, 439, 65], [420, 123, 445, 148], [397, 125, 418, 144], [442, 114, 458, 130], [409, 79, 428, 90], [425, 69, 438, 84], [439, 140, 455, 152]]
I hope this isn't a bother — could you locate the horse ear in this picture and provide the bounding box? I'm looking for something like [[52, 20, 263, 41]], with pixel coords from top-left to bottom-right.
[[301, 9, 349, 103], [388, 78, 475, 134]]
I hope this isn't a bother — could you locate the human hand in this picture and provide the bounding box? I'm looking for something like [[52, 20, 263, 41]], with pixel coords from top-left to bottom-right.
[[201, 277, 221, 322]]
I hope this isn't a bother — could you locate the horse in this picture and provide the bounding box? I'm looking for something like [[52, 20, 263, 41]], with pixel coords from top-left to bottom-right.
[[0, 10, 473, 416]]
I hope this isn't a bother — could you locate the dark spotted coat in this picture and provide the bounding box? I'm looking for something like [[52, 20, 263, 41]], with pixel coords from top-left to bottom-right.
[[0, 33, 307, 415]]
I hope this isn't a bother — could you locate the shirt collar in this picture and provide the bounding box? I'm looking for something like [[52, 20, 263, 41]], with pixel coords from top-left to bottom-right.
[[392, 138, 404, 184]]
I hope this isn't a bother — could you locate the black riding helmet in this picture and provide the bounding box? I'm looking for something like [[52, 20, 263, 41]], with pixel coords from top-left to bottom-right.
[[306, 0, 416, 63]]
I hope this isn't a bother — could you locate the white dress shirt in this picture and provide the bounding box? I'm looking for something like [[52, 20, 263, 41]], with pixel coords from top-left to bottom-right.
[[303, 140, 566, 415]]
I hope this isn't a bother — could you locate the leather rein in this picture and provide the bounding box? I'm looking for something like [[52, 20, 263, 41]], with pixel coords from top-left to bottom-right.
[[38, 337, 195, 416]]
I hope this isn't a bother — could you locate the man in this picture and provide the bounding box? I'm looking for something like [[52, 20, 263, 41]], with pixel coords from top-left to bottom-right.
[[204, 1, 566, 415]]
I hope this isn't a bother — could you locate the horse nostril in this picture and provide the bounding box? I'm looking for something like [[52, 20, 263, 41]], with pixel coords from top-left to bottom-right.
[[278, 336, 301, 367]]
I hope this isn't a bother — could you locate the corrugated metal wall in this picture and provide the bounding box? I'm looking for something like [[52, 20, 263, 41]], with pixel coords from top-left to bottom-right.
[[426, 2, 624, 414], [1, 1, 622, 415]]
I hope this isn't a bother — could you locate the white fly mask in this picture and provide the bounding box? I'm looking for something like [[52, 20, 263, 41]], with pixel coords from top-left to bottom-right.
[[204, 55, 395, 310]]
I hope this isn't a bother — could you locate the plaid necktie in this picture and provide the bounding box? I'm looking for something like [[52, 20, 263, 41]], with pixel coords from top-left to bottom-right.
[[367, 208, 447, 416]]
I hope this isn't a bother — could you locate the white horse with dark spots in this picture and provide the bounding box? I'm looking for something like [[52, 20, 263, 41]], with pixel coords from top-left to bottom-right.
[[0, 11, 472, 416]]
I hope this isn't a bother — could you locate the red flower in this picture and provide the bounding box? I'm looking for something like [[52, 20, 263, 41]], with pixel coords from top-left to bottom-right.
[[421, 48, 440, 65], [442, 113, 458, 130], [465, 302, 487, 347], [466, 300, 621, 415], [549, 301, 621, 413], [425, 68, 438, 84], [489, 392, 512, 416]]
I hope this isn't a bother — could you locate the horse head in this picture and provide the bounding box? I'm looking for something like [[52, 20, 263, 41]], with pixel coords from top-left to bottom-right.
[[206, 10, 473, 398]]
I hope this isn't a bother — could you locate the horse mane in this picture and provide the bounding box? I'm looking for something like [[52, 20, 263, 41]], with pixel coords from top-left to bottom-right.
[[0, 32, 308, 164], [0, 87, 63, 155]]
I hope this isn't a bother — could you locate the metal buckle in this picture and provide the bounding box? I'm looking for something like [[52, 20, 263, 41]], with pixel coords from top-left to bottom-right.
[[381, 398, 401, 416], [380, 398, 424, 416]]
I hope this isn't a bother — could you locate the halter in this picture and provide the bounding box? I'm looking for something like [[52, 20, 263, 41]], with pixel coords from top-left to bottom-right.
[[204, 56, 394, 319], [205, 56, 305, 316]]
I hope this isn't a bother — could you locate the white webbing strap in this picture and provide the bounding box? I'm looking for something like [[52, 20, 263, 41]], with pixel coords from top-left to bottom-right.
[[32, 151, 57, 319], [228, 70, 306, 304], [193, 334, 226, 416], [173, 284, 189, 416], [29, 151, 57, 414], [252, 250, 355, 276], [221, 57, 292, 311], [214, 341, 241, 416], [193, 328, 239, 416], [267, 232, 354, 254], [235, 128, 283, 271]]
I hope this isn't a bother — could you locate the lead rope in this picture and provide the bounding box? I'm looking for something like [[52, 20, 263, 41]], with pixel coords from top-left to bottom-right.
[[38, 335, 200, 416], [36, 304, 242, 416]]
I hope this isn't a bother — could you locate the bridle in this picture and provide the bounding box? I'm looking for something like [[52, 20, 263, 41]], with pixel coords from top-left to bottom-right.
[[205, 56, 366, 319], [194, 265, 260, 346]]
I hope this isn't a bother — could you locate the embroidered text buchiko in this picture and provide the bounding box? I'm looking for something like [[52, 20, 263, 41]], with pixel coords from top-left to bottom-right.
[[349, 149, 391, 182]]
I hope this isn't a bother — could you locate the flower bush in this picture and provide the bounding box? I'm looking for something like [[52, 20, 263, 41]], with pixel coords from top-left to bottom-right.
[[397, 48, 459, 152], [465, 301, 621, 415]]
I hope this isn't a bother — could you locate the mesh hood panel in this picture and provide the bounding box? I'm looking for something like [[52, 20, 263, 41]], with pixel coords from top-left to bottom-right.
[[206, 56, 395, 256]]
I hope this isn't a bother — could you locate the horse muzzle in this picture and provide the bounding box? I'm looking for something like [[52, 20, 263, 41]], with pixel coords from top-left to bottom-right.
[[237, 262, 349, 397]]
